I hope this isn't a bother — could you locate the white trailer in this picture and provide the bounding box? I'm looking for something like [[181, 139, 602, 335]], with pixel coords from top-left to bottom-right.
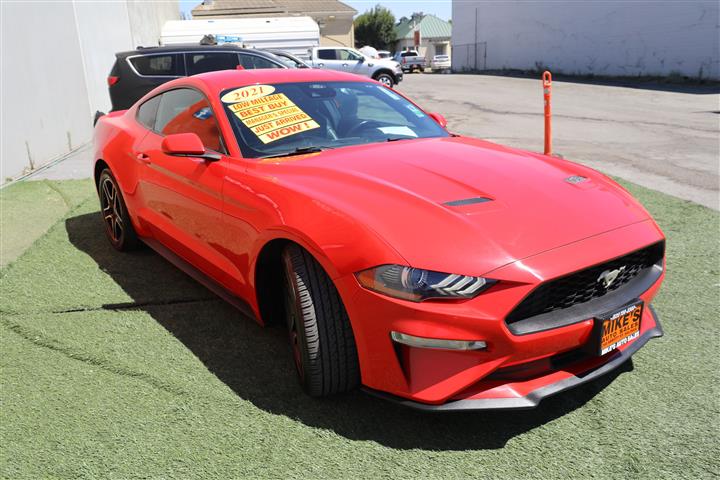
[[160, 17, 319, 59]]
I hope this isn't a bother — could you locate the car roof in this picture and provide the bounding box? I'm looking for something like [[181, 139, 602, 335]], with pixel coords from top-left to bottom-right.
[[116, 44, 274, 58], [176, 68, 375, 92]]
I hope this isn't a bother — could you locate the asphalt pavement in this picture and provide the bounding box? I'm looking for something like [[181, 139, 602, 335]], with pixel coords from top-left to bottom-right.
[[399, 73, 719, 210]]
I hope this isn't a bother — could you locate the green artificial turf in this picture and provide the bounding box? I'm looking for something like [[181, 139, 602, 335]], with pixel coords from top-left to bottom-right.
[[0, 179, 94, 268], [1, 179, 719, 479]]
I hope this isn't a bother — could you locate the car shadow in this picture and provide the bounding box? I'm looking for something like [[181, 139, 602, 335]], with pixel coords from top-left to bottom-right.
[[65, 211, 632, 451]]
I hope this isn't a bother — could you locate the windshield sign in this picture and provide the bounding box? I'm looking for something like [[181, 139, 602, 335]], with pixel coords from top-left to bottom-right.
[[220, 81, 449, 158]]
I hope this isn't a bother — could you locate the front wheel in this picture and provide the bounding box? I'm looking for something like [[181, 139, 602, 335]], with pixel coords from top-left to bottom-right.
[[374, 72, 395, 88], [282, 244, 360, 396]]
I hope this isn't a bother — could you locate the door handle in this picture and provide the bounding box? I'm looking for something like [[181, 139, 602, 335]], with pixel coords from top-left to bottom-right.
[[136, 152, 151, 164], [318, 63, 324, 67], [342, 63, 348, 67]]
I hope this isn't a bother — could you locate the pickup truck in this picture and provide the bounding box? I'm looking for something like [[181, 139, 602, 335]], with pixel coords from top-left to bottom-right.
[[393, 50, 427, 73], [307, 47, 404, 87]]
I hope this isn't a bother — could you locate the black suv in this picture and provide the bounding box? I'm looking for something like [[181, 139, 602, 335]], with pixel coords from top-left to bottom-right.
[[108, 44, 289, 111]]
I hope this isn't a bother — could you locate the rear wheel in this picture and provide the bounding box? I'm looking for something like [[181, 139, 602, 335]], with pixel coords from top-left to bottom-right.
[[282, 244, 359, 396], [98, 169, 139, 251], [374, 72, 395, 88]]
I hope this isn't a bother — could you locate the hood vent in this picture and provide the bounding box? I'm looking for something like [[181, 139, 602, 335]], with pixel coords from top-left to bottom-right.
[[443, 197, 493, 207]]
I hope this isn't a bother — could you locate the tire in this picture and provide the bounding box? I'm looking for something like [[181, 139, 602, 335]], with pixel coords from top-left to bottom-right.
[[97, 168, 139, 251], [282, 244, 360, 396], [374, 72, 395, 88]]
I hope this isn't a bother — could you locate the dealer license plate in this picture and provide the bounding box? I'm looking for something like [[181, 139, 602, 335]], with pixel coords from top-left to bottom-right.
[[597, 301, 643, 356]]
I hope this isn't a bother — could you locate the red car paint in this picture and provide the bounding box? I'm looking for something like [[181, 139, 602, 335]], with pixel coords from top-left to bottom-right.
[[94, 69, 665, 409]]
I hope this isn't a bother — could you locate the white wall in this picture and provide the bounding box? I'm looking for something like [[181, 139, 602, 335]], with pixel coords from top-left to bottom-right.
[[451, 1, 719, 79], [1, 2, 92, 179], [74, 3, 134, 116], [127, 0, 180, 48], [1, 0, 179, 182]]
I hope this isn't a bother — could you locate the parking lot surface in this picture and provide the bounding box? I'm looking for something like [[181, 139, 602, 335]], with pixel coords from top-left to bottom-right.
[[399, 74, 719, 210]]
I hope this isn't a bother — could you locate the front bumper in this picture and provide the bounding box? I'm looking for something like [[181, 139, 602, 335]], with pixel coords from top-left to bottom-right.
[[336, 220, 666, 409], [363, 306, 663, 411]]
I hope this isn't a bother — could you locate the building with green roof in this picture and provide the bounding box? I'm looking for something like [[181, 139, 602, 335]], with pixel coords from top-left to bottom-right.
[[394, 14, 452, 66]]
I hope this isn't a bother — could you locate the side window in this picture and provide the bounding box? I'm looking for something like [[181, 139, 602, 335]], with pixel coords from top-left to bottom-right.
[[238, 54, 282, 69], [136, 95, 161, 129], [186, 52, 240, 75], [154, 89, 225, 153], [317, 49, 337, 60], [339, 50, 362, 61], [130, 54, 183, 76]]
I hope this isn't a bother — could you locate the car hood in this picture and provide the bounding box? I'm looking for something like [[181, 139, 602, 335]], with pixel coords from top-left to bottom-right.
[[268, 136, 651, 276]]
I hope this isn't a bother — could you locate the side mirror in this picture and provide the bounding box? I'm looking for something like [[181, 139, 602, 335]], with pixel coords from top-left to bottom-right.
[[161, 133, 221, 161], [358, 56, 365, 63], [428, 112, 447, 128]]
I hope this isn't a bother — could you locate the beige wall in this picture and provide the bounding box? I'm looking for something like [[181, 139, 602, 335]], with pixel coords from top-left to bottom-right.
[[318, 15, 354, 47]]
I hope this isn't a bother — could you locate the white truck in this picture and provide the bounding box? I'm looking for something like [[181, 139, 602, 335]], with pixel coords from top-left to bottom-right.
[[307, 47, 404, 87], [161, 17, 320, 60]]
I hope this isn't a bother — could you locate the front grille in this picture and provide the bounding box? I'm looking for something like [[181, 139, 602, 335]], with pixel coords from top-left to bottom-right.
[[506, 241, 664, 325]]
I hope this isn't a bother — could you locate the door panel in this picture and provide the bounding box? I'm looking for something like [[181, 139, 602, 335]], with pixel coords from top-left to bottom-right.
[[135, 88, 241, 289]]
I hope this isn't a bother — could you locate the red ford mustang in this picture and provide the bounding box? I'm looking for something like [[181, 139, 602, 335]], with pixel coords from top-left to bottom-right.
[[93, 69, 665, 410]]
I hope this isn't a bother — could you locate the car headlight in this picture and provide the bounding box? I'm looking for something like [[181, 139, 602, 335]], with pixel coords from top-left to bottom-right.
[[355, 264, 496, 302]]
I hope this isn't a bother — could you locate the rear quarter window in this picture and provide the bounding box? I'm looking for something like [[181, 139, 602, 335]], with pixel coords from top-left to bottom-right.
[[129, 54, 184, 76], [136, 95, 161, 129]]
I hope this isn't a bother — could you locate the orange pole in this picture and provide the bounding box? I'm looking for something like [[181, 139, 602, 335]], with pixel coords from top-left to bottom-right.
[[542, 71, 552, 155]]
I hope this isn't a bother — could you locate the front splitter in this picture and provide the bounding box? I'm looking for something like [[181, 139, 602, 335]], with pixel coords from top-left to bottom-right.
[[362, 306, 663, 411]]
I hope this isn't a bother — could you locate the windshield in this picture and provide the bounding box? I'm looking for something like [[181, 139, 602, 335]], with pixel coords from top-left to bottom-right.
[[219, 81, 449, 158]]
